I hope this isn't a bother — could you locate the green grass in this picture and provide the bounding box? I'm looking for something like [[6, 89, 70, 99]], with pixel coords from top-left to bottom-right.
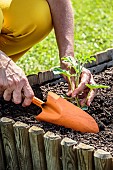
[[17, 0, 113, 75]]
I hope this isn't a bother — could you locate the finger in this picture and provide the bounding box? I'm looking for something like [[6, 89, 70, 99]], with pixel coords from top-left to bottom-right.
[[12, 84, 23, 104], [86, 74, 97, 106], [0, 78, 8, 97], [63, 75, 73, 96], [8, 75, 24, 104], [87, 89, 97, 106], [0, 68, 8, 87], [3, 88, 13, 101], [80, 98, 87, 106], [0, 85, 4, 96], [65, 77, 72, 96], [78, 90, 89, 99], [66, 88, 72, 96], [72, 72, 90, 97], [3, 77, 17, 101], [89, 73, 96, 84], [22, 81, 34, 107]]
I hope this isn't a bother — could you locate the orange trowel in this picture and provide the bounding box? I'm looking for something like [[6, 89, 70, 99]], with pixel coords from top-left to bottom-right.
[[32, 92, 99, 133]]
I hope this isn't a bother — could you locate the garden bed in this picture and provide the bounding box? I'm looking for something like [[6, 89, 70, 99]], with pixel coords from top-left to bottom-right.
[[0, 49, 113, 169]]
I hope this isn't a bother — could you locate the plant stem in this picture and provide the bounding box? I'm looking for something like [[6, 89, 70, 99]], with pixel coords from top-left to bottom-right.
[[75, 96, 81, 107]]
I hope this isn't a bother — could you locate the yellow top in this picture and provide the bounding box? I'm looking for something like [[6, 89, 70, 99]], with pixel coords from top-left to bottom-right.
[[0, 0, 53, 61]]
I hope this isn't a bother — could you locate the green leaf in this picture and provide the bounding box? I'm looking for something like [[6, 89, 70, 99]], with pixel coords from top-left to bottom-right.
[[52, 67, 71, 77], [62, 56, 78, 68], [86, 84, 110, 89]]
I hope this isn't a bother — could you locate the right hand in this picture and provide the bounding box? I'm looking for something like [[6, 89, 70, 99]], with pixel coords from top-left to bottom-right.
[[72, 67, 97, 106], [0, 51, 34, 106], [60, 57, 97, 106]]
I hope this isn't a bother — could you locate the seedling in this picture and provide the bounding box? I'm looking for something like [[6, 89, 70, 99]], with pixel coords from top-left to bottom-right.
[[53, 56, 109, 109], [82, 84, 110, 110]]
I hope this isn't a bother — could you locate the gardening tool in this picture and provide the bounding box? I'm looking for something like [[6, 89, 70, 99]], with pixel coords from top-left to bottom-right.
[[32, 92, 99, 133]]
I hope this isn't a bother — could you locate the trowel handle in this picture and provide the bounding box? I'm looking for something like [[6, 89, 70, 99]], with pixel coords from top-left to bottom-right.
[[32, 96, 45, 107]]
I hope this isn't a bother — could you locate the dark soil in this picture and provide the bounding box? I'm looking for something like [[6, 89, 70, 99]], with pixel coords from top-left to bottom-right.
[[0, 67, 113, 156]]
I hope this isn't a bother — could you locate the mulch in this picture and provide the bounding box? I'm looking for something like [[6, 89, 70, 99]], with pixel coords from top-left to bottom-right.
[[0, 66, 113, 155]]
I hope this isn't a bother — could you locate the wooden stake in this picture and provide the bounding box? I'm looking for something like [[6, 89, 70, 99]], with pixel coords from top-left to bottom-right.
[[76, 142, 94, 170], [61, 137, 77, 170], [29, 126, 47, 170], [94, 149, 112, 170], [0, 132, 5, 170], [44, 131, 62, 170], [0, 117, 19, 170], [13, 121, 33, 170], [112, 158, 113, 169]]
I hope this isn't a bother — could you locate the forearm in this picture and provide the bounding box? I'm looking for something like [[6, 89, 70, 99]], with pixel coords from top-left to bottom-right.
[[47, 0, 74, 60]]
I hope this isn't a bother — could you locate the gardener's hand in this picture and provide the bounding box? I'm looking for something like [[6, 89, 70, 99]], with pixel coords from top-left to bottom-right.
[[61, 60, 96, 106], [0, 51, 34, 106], [72, 67, 97, 106]]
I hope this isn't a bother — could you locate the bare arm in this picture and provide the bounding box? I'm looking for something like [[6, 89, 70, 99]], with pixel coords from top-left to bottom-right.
[[47, 0, 74, 59], [47, 0, 75, 94], [47, 0, 96, 106]]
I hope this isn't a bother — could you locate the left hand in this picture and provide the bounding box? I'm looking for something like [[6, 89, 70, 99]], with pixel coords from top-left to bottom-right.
[[0, 51, 34, 107]]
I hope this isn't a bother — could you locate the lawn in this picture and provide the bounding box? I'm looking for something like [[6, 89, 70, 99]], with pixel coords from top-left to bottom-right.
[[17, 0, 113, 75]]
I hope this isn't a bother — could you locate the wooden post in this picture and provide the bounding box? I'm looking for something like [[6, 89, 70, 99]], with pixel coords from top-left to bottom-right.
[[38, 71, 54, 85], [29, 126, 47, 170], [27, 74, 39, 86], [0, 117, 19, 170], [61, 137, 78, 170], [112, 158, 113, 169], [44, 131, 62, 170], [76, 142, 94, 170], [0, 128, 5, 170], [13, 121, 33, 170], [94, 149, 112, 170]]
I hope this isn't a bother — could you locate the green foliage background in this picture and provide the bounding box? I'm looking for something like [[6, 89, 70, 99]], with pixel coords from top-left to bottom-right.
[[16, 0, 113, 75]]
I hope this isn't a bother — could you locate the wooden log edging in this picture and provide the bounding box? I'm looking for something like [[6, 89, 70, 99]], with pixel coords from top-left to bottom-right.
[[13, 121, 33, 170], [0, 121, 5, 170], [0, 117, 113, 170], [27, 48, 113, 86], [1, 48, 113, 170], [61, 137, 78, 170], [77, 48, 113, 74], [94, 149, 112, 170], [0, 117, 19, 170], [44, 131, 62, 170], [75, 143, 95, 170], [29, 126, 47, 169]]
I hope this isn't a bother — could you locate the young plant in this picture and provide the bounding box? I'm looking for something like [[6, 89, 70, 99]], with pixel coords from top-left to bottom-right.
[[53, 55, 109, 109], [82, 84, 110, 110]]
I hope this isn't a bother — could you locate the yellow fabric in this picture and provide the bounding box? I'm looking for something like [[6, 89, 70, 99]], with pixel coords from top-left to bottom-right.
[[0, 8, 3, 31], [0, 0, 53, 61]]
